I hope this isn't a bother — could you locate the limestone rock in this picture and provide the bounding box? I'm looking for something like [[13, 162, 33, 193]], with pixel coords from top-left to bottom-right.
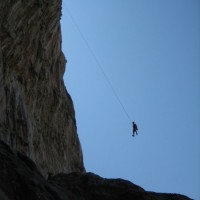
[[0, 140, 192, 200], [0, 1, 193, 199], [0, 0, 84, 176]]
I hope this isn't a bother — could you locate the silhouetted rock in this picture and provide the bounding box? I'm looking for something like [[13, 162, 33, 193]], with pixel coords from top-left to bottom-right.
[[0, 140, 192, 200]]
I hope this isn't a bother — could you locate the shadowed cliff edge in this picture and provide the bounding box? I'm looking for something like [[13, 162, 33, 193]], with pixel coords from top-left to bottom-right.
[[0, 1, 192, 200], [0, 140, 192, 200]]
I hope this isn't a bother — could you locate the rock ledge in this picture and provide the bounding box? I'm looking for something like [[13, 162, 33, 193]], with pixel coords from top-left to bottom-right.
[[0, 140, 192, 200]]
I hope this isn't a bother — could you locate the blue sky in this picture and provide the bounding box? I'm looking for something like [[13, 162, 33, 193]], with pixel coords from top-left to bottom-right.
[[61, 1, 200, 199]]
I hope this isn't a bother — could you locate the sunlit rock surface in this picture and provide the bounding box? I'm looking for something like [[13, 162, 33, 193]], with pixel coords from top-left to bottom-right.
[[0, 0, 84, 176]]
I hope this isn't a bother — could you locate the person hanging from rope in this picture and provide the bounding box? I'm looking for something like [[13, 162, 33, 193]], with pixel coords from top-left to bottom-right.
[[132, 122, 138, 137]]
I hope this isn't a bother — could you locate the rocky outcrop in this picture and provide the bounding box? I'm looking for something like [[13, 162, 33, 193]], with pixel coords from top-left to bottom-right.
[[0, 1, 193, 199], [0, 0, 84, 176], [0, 140, 192, 200]]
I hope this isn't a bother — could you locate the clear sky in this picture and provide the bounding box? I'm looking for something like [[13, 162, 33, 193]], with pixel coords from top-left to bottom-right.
[[61, 1, 200, 199]]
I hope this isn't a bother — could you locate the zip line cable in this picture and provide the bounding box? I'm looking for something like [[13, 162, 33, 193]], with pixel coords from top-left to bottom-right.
[[65, 6, 132, 123]]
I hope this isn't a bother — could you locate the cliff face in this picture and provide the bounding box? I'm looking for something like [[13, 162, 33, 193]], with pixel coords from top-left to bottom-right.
[[0, 1, 192, 200], [0, 0, 84, 176]]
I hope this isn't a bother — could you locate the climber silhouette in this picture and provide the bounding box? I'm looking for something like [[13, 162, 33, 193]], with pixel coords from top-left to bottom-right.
[[132, 122, 138, 137]]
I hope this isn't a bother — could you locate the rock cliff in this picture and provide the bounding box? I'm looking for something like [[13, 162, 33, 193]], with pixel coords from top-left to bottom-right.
[[0, 0, 84, 176], [0, 1, 192, 200]]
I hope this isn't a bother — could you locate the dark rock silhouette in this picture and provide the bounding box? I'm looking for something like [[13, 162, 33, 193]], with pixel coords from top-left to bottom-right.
[[0, 0, 192, 199], [0, 140, 192, 200]]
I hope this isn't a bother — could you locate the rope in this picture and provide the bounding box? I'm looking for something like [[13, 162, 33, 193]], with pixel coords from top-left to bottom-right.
[[65, 5, 132, 123]]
